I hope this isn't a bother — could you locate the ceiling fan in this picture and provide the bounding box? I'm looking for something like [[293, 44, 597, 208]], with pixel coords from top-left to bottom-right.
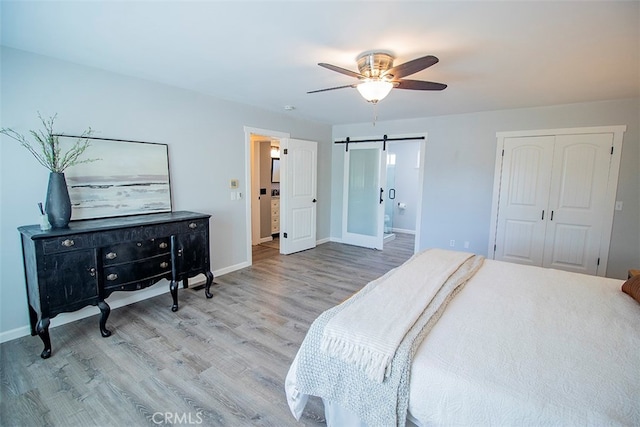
[[308, 51, 447, 103]]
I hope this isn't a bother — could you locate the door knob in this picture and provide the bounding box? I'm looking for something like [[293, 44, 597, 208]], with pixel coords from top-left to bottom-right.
[[312, 199, 317, 203]]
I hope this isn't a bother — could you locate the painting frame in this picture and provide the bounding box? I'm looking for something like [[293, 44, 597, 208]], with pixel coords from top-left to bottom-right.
[[59, 135, 173, 221]]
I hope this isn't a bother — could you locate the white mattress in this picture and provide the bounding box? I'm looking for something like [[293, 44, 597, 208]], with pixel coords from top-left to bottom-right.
[[287, 259, 640, 426]]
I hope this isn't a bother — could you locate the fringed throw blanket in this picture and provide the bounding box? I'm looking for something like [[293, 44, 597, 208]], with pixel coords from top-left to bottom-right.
[[294, 249, 484, 426]]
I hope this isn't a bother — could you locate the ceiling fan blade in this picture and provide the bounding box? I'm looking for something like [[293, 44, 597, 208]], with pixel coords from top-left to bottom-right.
[[307, 84, 357, 94], [384, 55, 439, 79], [318, 63, 364, 79], [394, 79, 447, 91]]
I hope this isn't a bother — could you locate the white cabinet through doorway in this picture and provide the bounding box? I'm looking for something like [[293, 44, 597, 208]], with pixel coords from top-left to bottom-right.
[[488, 126, 625, 276]]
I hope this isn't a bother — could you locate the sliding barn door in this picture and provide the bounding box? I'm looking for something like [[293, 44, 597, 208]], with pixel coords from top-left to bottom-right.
[[341, 142, 386, 250]]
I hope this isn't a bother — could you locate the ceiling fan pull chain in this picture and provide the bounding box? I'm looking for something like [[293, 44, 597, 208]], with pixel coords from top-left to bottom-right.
[[372, 103, 378, 126]]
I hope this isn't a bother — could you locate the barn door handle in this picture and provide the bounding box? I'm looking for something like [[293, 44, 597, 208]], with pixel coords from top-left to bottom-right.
[[379, 188, 384, 204]]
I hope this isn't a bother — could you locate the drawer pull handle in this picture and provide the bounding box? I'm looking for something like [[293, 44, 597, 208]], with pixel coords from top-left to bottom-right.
[[89, 268, 96, 277], [137, 242, 142, 247], [159, 242, 168, 249], [61, 239, 75, 247], [189, 222, 198, 229], [106, 273, 118, 281], [160, 262, 169, 269], [105, 252, 117, 260]]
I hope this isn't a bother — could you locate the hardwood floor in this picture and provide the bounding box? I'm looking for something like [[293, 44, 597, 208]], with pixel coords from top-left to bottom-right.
[[1, 234, 414, 426]]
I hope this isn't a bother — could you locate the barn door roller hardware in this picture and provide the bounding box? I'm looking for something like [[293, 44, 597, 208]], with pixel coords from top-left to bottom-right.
[[334, 134, 424, 152]]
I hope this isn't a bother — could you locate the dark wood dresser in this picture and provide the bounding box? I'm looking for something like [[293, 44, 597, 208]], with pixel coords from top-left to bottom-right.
[[18, 211, 213, 358]]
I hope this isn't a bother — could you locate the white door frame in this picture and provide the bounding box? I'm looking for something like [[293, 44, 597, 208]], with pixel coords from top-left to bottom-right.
[[413, 135, 427, 254], [244, 126, 290, 266]]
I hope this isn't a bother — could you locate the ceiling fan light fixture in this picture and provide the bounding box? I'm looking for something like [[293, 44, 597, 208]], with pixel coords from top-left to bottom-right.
[[357, 80, 393, 103]]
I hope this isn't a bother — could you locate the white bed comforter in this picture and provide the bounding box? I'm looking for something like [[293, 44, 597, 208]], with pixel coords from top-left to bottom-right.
[[286, 259, 640, 426]]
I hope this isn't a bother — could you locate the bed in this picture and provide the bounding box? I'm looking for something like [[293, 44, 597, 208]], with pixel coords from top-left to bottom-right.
[[285, 249, 640, 426]]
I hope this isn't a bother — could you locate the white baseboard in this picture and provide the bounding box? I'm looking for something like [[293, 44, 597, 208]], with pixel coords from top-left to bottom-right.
[[0, 262, 251, 345], [0, 282, 170, 344], [213, 261, 250, 277], [316, 237, 330, 245], [0, 326, 32, 344], [392, 228, 416, 235]]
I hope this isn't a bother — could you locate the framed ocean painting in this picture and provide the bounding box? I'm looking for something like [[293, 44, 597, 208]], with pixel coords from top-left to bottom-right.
[[60, 136, 172, 221]]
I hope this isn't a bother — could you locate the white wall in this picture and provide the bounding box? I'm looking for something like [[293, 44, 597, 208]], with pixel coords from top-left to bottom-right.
[[332, 98, 640, 279], [0, 47, 332, 339]]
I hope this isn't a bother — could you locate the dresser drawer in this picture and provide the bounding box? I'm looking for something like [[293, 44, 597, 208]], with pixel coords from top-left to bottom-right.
[[176, 218, 208, 233], [103, 254, 172, 287], [43, 234, 92, 254], [102, 238, 170, 265]]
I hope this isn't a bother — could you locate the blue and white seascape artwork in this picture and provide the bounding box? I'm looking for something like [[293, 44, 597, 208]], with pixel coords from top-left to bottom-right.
[[62, 137, 172, 220]]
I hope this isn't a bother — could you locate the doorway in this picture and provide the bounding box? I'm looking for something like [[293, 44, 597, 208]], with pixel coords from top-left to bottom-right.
[[340, 134, 425, 252], [245, 127, 290, 265], [245, 128, 319, 263]]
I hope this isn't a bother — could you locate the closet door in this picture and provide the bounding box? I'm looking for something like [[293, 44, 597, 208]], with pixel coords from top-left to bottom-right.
[[494, 136, 554, 266], [542, 133, 614, 274], [490, 126, 624, 277]]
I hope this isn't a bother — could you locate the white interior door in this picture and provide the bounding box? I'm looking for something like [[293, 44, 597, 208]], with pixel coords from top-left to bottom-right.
[[280, 138, 317, 255], [542, 133, 613, 274], [494, 136, 554, 266], [341, 143, 386, 250]]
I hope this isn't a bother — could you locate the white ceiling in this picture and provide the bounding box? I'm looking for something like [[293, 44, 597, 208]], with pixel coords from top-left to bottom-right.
[[2, 1, 639, 125]]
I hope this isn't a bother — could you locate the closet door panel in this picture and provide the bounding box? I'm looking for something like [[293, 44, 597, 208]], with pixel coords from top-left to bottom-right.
[[494, 136, 554, 266], [543, 133, 613, 274]]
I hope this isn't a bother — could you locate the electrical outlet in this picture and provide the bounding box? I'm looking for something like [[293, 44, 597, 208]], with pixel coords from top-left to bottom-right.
[[464, 241, 470, 249], [449, 240, 455, 247]]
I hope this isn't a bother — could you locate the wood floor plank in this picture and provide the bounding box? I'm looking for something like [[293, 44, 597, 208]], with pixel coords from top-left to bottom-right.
[[1, 234, 414, 426]]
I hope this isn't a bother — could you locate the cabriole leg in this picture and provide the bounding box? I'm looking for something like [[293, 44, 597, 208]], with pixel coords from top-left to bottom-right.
[[97, 300, 112, 337], [36, 317, 52, 359], [204, 271, 214, 299], [170, 280, 179, 312]]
